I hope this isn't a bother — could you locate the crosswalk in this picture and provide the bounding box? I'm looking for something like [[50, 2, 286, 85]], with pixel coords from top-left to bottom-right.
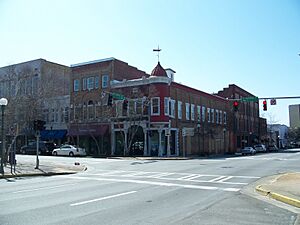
[[69, 170, 260, 193]]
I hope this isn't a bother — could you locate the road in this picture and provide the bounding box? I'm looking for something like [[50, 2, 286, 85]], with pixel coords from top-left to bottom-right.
[[1, 150, 300, 225]]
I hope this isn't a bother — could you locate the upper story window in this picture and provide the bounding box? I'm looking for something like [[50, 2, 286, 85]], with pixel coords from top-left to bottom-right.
[[164, 97, 169, 116], [151, 97, 160, 116], [202, 106, 206, 122], [95, 76, 99, 89], [224, 111, 227, 124], [82, 78, 87, 91], [73, 79, 79, 92], [211, 109, 215, 123], [185, 103, 190, 120], [191, 104, 195, 121], [197, 106, 201, 122], [102, 75, 109, 88], [216, 110, 219, 124], [178, 101, 182, 119], [207, 108, 211, 122], [87, 77, 94, 90], [170, 100, 175, 118], [219, 110, 222, 124]]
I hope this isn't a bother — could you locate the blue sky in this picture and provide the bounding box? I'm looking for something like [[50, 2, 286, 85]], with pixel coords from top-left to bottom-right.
[[1, 0, 300, 126]]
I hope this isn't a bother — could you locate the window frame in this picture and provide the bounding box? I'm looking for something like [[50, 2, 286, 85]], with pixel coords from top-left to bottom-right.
[[151, 97, 160, 116], [185, 103, 190, 121], [178, 101, 182, 119], [164, 97, 169, 116], [73, 79, 79, 92], [102, 75, 109, 88], [191, 104, 195, 121]]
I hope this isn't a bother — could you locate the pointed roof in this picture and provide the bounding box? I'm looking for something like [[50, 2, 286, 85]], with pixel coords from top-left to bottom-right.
[[151, 62, 167, 77]]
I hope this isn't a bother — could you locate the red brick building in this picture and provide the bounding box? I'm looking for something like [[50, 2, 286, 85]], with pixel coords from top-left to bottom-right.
[[69, 58, 148, 156], [217, 84, 262, 150], [111, 62, 232, 156], [69, 58, 266, 156]]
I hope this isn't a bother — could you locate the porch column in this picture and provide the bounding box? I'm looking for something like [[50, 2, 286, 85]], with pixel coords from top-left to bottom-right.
[[158, 129, 162, 156], [143, 129, 148, 156], [111, 123, 115, 156], [124, 129, 128, 156]]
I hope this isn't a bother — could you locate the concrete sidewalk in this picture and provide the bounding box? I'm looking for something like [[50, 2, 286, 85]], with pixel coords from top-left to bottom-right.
[[256, 173, 300, 208], [0, 161, 86, 179]]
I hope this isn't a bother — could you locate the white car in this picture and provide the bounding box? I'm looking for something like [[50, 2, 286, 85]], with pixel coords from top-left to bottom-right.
[[52, 145, 86, 157], [241, 147, 256, 155], [254, 144, 267, 152]]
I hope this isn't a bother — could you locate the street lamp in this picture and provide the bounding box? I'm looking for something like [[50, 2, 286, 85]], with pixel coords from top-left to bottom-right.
[[0, 98, 8, 174]]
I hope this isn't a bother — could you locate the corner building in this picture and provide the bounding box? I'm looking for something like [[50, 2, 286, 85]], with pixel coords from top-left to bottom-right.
[[111, 62, 231, 157]]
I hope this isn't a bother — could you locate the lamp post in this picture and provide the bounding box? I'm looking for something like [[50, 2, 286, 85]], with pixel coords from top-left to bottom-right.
[[0, 98, 8, 174]]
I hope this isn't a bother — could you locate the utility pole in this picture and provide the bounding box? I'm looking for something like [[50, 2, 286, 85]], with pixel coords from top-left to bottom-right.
[[35, 131, 40, 169]]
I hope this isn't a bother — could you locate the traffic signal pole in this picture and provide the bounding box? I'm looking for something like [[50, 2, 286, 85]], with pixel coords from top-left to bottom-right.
[[35, 131, 40, 169]]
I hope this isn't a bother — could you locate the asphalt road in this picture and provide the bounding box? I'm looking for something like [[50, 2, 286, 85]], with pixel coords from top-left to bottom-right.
[[1, 150, 300, 225]]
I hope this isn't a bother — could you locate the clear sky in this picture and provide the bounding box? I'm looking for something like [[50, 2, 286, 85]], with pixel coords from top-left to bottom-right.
[[1, 0, 300, 126]]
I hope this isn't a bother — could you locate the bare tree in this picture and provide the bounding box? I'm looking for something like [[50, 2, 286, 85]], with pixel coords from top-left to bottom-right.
[[112, 84, 158, 156]]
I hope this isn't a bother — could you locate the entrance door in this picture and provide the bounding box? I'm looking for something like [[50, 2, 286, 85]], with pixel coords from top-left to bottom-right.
[[128, 126, 144, 156]]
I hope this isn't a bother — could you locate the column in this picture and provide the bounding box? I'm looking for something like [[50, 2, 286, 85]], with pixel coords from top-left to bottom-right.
[[143, 129, 148, 156], [111, 123, 115, 155], [158, 129, 162, 156]]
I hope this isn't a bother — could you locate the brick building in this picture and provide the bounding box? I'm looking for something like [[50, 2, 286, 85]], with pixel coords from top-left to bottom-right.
[[110, 62, 232, 156], [0, 59, 70, 147], [217, 84, 262, 150], [68, 58, 148, 156]]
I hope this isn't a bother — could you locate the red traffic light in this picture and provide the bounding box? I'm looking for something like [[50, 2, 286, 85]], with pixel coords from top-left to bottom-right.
[[263, 100, 267, 111], [233, 101, 239, 111]]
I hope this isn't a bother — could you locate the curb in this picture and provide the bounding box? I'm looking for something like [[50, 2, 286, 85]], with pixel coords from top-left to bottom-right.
[[255, 185, 300, 208], [0, 171, 77, 179]]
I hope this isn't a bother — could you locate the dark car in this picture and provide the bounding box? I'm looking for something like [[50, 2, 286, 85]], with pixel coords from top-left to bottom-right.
[[20, 141, 56, 155]]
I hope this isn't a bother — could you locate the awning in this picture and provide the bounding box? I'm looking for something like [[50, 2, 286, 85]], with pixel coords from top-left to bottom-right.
[[41, 130, 67, 140]]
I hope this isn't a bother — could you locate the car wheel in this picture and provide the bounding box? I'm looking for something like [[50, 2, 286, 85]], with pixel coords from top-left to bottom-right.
[[53, 151, 57, 156], [69, 152, 74, 157]]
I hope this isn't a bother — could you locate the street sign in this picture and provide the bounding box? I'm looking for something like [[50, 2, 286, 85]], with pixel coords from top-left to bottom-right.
[[270, 98, 277, 105], [241, 97, 259, 102], [111, 92, 125, 100]]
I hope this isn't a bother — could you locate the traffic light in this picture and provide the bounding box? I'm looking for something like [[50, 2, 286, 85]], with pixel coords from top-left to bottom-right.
[[123, 99, 128, 111], [233, 101, 239, 112], [33, 120, 46, 131], [33, 120, 38, 131], [263, 100, 267, 111], [107, 94, 113, 106]]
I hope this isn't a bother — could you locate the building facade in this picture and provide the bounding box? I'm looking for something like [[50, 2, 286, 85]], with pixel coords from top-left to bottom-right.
[[217, 84, 261, 151], [289, 104, 300, 129], [0, 59, 70, 148], [110, 62, 234, 157], [68, 58, 148, 156]]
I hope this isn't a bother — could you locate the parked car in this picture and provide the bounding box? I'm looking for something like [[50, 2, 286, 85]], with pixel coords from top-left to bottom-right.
[[268, 144, 278, 152], [52, 144, 86, 157], [254, 144, 267, 153], [241, 147, 256, 155], [20, 141, 56, 155]]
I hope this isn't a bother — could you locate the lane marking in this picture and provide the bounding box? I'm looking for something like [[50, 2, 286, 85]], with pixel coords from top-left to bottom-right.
[[177, 174, 198, 180], [13, 183, 79, 194], [217, 176, 233, 183], [146, 172, 174, 178], [67, 176, 240, 192], [208, 176, 227, 182], [70, 191, 137, 206]]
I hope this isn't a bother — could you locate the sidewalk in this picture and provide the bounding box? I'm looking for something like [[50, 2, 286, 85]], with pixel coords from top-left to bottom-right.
[[0, 161, 86, 179], [255, 173, 300, 208]]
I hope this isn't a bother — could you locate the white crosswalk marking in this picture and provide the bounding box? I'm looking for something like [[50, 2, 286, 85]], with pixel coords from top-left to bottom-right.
[[79, 169, 260, 193]]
